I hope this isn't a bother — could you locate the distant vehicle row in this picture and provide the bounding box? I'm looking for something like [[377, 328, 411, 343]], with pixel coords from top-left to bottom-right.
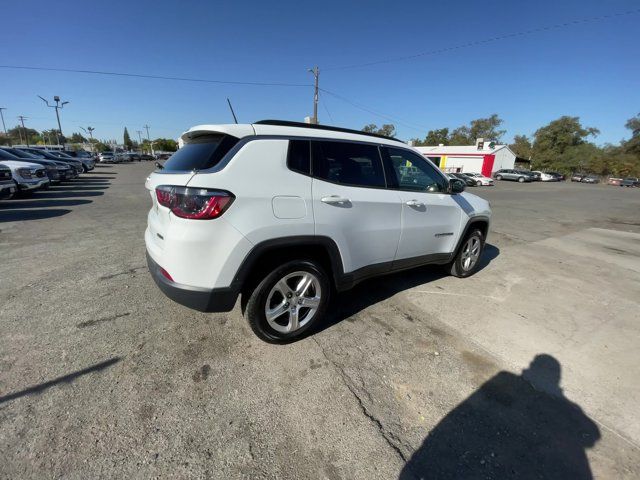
[[98, 152, 169, 163], [0, 147, 92, 199], [492, 169, 565, 183]]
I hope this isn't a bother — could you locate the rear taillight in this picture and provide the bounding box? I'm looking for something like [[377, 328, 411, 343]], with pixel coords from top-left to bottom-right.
[[155, 185, 234, 220], [159, 267, 173, 281]]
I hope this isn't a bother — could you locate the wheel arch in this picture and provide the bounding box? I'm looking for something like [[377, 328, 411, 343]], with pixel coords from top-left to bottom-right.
[[233, 236, 345, 295], [453, 217, 490, 256]]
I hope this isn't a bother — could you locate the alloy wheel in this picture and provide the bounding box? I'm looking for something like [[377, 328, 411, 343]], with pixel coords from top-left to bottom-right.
[[461, 236, 481, 271], [265, 271, 322, 333]]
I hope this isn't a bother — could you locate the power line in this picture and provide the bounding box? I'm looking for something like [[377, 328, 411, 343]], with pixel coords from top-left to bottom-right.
[[0, 65, 313, 88], [324, 8, 640, 71], [320, 91, 334, 124], [319, 88, 427, 133]]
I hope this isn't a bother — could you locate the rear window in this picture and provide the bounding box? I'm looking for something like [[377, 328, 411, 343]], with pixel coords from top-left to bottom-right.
[[161, 135, 239, 172]]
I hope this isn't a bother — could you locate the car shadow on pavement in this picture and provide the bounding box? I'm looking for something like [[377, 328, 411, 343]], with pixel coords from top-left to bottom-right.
[[0, 357, 122, 404], [52, 185, 110, 191], [315, 243, 500, 335], [29, 190, 105, 199], [0, 209, 72, 222], [399, 355, 600, 480], [1, 198, 93, 209]]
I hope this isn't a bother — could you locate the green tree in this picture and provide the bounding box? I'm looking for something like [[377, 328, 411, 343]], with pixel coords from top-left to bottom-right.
[[469, 114, 506, 143], [362, 124, 396, 137], [69, 132, 87, 143], [623, 113, 640, 155], [532, 116, 599, 172], [153, 138, 178, 152], [448, 126, 472, 145], [510, 135, 533, 159], [412, 128, 450, 146], [123, 127, 133, 150]]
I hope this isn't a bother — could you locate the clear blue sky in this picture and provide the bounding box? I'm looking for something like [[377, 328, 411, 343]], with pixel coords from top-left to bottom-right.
[[1, 0, 638, 145]]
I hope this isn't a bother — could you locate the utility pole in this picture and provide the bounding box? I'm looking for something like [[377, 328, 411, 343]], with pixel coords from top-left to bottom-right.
[[18, 116, 29, 147], [38, 95, 70, 146], [143, 125, 152, 155], [0, 107, 7, 137], [136, 130, 143, 153], [308, 66, 319, 124]]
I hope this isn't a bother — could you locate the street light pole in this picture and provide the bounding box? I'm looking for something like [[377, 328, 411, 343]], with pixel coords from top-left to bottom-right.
[[308, 66, 319, 124], [38, 95, 70, 146], [80, 126, 95, 153], [0, 107, 7, 136], [136, 130, 143, 153]]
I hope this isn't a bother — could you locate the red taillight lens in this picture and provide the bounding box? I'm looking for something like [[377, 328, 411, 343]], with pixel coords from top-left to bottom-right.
[[159, 267, 173, 281], [155, 186, 234, 220]]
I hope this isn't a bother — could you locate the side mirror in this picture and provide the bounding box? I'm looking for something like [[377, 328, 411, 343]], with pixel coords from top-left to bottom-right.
[[450, 178, 466, 193]]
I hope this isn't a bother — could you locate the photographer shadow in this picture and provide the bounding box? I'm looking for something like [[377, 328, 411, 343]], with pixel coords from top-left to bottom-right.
[[400, 355, 600, 480]]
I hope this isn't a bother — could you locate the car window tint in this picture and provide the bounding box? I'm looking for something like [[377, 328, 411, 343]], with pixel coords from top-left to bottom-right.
[[385, 147, 448, 193], [312, 141, 385, 188], [287, 140, 311, 175], [162, 134, 239, 172]]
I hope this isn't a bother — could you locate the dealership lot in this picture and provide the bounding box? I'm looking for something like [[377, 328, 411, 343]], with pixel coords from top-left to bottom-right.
[[1, 163, 639, 478]]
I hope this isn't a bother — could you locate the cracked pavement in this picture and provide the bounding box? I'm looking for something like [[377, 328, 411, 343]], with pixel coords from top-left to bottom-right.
[[1, 163, 640, 478]]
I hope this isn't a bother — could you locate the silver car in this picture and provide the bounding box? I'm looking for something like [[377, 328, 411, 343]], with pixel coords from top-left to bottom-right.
[[493, 169, 534, 183]]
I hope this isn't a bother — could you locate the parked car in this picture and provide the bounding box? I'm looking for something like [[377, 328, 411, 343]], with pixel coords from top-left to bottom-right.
[[0, 159, 50, 194], [112, 153, 133, 163], [3, 147, 75, 181], [571, 173, 586, 182], [0, 163, 16, 199], [493, 169, 533, 182], [18, 148, 83, 177], [62, 150, 96, 172], [528, 171, 542, 181], [581, 175, 600, 184], [448, 173, 477, 187], [608, 177, 623, 186], [140, 154, 156, 161], [547, 171, 565, 181], [0, 147, 62, 184], [155, 153, 173, 161], [465, 172, 494, 186], [620, 177, 639, 187], [99, 151, 115, 163], [532, 171, 558, 182], [145, 120, 491, 343]]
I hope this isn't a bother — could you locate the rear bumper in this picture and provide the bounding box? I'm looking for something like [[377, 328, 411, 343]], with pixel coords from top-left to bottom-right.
[[146, 251, 238, 312]]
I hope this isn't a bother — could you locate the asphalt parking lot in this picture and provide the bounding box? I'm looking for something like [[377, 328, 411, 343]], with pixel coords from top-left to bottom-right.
[[1, 163, 639, 479]]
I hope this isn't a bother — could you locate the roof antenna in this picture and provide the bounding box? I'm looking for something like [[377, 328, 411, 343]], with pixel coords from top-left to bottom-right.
[[227, 98, 238, 124]]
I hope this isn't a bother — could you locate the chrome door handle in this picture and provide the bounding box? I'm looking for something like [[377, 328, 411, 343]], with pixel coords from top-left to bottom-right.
[[405, 199, 424, 207], [321, 195, 350, 204]]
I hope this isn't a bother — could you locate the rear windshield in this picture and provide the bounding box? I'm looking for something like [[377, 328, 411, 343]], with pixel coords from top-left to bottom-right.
[[161, 134, 239, 172]]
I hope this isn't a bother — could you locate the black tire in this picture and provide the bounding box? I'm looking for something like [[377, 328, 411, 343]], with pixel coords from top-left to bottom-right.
[[244, 259, 330, 343], [495, 175, 502, 181], [518, 176, 525, 183], [476, 180, 482, 186], [450, 229, 485, 278]]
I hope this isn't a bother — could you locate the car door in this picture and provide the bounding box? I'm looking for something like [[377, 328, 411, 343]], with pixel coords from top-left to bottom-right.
[[382, 147, 463, 263], [311, 140, 401, 274]]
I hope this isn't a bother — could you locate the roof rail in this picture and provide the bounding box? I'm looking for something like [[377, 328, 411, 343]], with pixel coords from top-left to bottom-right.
[[254, 119, 400, 142]]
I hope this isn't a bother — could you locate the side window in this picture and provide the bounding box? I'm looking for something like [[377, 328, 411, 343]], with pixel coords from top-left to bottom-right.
[[384, 147, 448, 193], [312, 141, 385, 188], [287, 140, 311, 175]]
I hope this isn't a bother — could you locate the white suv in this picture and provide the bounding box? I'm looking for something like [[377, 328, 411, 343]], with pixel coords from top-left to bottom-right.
[[145, 121, 491, 342]]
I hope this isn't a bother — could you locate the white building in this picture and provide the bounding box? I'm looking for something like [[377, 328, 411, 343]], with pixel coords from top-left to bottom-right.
[[414, 139, 519, 177]]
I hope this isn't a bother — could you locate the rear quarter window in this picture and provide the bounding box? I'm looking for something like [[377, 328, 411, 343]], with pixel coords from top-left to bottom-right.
[[161, 134, 239, 172]]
